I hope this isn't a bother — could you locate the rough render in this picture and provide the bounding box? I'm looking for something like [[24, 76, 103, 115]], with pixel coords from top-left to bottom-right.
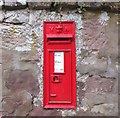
[[0, 1, 119, 117]]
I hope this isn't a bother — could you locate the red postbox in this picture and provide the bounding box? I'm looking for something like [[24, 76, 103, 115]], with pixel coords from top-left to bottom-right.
[[43, 21, 76, 108]]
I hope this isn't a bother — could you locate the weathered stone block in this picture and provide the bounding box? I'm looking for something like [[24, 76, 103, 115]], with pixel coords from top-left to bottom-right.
[[91, 103, 118, 115], [2, 49, 13, 70], [29, 106, 61, 116], [55, 2, 77, 10], [4, 0, 26, 10], [5, 69, 39, 96], [77, 54, 108, 75], [16, 0, 26, 5], [3, 10, 29, 24], [0, 112, 2, 117], [28, 2, 51, 10], [2, 90, 32, 116], [0, 0, 3, 9], [77, 2, 119, 11], [20, 51, 39, 62], [83, 11, 118, 61], [0, 50, 1, 62], [98, 13, 118, 61], [78, 82, 85, 102], [0, 10, 3, 22], [0, 65, 2, 111], [86, 75, 116, 93], [83, 93, 118, 107], [83, 16, 108, 50]]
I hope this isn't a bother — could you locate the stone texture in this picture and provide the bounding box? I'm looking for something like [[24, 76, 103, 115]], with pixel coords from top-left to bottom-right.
[[0, 112, 2, 117], [1, 2, 119, 11], [0, 10, 3, 22], [3, 10, 29, 24], [77, 2, 119, 11], [83, 13, 108, 51], [83, 93, 118, 107], [1, 21, 35, 51], [0, 0, 3, 8], [20, 51, 39, 62], [0, 65, 2, 111], [98, 13, 118, 61], [1, 8, 118, 117], [52, 2, 77, 11], [29, 106, 61, 116], [91, 104, 118, 116], [28, 2, 51, 10], [4, 69, 39, 96], [4, 0, 26, 10], [78, 11, 118, 80], [2, 90, 32, 116], [16, 0, 26, 5], [86, 75, 116, 93], [78, 82, 85, 103], [77, 53, 108, 75]]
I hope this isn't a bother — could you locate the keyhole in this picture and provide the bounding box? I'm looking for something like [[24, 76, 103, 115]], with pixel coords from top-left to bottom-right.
[[54, 76, 58, 82]]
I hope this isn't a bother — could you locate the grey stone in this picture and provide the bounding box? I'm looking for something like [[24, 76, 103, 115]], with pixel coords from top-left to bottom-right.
[[28, 2, 51, 10], [84, 93, 118, 107], [83, 15, 108, 51], [0, 112, 2, 117], [0, 10, 3, 22], [16, 0, 26, 6], [4, 0, 16, 7], [0, 65, 2, 111], [77, 2, 119, 11], [2, 90, 33, 116], [4, 69, 39, 96], [4, 0, 26, 10], [91, 103, 118, 115], [0, 0, 3, 8], [86, 75, 116, 93], [77, 54, 108, 75], [98, 13, 118, 61], [3, 10, 29, 24], [103, 65, 118, 78], [30, 106, 61, 116], [1, 9, 118, 116], [78, 82, 85, 103]]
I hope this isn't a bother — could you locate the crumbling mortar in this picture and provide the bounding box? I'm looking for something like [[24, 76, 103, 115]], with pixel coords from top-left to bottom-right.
[[76, 81, 82, 111], [35, 31, 44, 106], [2, 21, 24, 25], [93, 103, 104, 107], [36, 61, 43, 106], [98, 75, 116, 79]]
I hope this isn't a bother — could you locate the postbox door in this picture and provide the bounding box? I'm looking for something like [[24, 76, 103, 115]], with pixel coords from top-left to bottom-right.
[[48, 50, 72, 104]]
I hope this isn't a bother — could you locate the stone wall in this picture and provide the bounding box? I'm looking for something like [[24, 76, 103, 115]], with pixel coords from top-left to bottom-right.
[[0, 1, 119, 117]]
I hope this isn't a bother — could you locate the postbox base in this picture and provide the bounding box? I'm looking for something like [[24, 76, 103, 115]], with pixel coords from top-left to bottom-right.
[[44, 105, 76, 109]]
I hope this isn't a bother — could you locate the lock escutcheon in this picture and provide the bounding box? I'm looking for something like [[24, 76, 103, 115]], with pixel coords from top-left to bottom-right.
[[53, 76, 60, 83]]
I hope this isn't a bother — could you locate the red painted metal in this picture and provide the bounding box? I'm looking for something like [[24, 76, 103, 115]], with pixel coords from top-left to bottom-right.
[[43, 21, 76, 109]]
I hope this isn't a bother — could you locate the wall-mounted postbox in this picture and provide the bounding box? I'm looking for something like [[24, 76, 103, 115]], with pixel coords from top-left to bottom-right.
[[43, 21, 76, 108]]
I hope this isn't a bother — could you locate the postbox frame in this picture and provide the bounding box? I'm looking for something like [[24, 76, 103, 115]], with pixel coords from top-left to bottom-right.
[[43, 21, 76, 109]]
